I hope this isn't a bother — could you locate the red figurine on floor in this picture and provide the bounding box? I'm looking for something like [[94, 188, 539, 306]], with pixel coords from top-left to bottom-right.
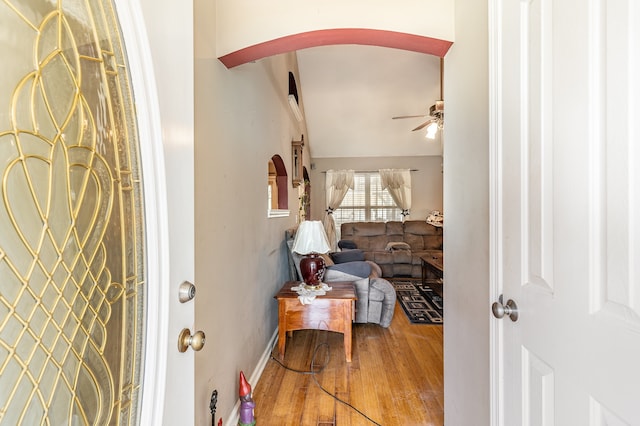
[[238, 371, 256, 426]]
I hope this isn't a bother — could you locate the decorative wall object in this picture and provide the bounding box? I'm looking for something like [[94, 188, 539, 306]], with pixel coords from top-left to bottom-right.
[[292, 136, 304, 187]]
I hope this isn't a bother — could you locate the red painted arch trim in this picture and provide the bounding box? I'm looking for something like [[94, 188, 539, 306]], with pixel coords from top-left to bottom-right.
[[218, 28, 453, 69]]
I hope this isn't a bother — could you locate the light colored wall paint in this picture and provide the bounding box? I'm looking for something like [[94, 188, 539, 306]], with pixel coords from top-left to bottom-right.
[[309, 156, 443, 222], [216, 0, 454, 56], [443, 0, 490, 424], [194, 2, 306, 422]]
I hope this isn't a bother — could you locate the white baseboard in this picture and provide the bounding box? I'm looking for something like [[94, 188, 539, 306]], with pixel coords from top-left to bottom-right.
[[223, 328, 278, 425]]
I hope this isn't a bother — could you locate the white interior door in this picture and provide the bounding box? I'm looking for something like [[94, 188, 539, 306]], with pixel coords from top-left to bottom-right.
[[491, 0, 640, 424]]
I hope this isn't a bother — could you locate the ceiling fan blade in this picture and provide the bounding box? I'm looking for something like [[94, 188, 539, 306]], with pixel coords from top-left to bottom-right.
[[392, 114, 427, 120], [412, 119, 436, 132]]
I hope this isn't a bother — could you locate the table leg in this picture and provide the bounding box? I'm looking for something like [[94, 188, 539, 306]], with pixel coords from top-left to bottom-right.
[[277, 303, 286, 359], [343, 302, 352, 362]]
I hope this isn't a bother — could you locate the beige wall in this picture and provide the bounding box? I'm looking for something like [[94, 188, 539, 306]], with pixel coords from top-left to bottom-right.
[[443, 0, 490, 423], [194, 2, 306, 422], [309, 156, 443, 222]]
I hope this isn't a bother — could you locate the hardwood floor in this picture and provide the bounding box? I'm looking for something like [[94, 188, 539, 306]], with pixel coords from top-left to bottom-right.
[[252, 296, 444, 425]]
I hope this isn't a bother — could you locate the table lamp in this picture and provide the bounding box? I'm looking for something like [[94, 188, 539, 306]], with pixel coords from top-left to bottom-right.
[[291, 220, 331, 289]]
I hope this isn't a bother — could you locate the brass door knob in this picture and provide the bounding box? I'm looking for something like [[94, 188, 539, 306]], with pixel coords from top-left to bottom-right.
[[178, 328, 206, 352]]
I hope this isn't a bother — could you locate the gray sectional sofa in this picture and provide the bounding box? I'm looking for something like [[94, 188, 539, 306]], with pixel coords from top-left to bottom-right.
[[339, 220, 443, 278]]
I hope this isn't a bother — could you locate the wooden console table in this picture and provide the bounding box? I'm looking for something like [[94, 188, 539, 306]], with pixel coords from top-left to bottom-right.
[[274, 281, 357, 362]]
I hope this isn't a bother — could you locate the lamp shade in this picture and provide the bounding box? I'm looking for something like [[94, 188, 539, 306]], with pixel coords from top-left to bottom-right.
[[291, 221, 330, 255]]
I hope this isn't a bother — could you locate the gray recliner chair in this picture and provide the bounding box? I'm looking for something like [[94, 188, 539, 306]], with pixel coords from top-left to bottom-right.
[[285, 228, 396, 327]]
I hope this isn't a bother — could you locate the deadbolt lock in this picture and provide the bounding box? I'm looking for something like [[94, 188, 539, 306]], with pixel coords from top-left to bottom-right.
[[178, 281, 196, 303]]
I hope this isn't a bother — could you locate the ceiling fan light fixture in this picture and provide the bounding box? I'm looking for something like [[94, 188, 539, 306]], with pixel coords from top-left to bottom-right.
[[392, 57, 445, 138], [425, 121, 439, 139]]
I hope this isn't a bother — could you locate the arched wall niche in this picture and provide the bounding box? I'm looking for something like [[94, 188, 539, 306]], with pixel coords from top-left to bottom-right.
[[219, 28, 453, 69], [269, 155, 288, 210], [288, 72, 299, 103]]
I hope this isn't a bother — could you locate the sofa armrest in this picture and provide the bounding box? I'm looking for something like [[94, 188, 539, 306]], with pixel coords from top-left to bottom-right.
[[366, 261, 382, 278], [352, 277, 371, 323]]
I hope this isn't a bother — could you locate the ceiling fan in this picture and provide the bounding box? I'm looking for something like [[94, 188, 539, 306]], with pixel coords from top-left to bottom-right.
[[392, 57, 444, 138]]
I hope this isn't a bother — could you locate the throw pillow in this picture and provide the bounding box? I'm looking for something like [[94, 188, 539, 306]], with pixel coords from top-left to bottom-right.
[[331, 249, 365, 264], [338, 239, 357, 249], [327, 261, 371, 277]]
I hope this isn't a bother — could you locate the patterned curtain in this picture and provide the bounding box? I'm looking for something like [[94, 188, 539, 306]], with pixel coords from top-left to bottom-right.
[[379, 168, 412, 220], [323, 169, 354, 251]]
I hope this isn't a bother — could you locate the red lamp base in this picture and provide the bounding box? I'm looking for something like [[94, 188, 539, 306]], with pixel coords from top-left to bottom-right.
[[299, 253, 326, 289]]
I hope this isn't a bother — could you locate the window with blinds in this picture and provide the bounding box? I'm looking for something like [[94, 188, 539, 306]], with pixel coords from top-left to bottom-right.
[[333, 172, 402, 238]]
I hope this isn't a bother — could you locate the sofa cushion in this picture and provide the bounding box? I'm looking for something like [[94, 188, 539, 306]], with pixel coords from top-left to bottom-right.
[[391, 249, 412, 264], [405, 233, 443, 251], [331, 249, 365, 263], [393, 263, 413, 277], [385, 221, 404, 236], [371, 251, 394, 265], [403, 220, 435, 235], [404, 221, 443, 250], [353, 222, 387, 237], [369, 234, 392, 251]]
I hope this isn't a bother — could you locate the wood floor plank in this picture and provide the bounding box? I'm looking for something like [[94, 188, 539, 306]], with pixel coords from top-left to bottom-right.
[[253, 300, 444, 425]]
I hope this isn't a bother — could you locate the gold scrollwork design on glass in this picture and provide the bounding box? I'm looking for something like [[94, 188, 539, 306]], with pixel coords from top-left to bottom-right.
[[0, 1, 146, 425]]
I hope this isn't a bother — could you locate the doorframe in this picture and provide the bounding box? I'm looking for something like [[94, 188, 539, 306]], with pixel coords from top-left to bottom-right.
[[113, 1, 170, 424], [488, 0, 504, 424]]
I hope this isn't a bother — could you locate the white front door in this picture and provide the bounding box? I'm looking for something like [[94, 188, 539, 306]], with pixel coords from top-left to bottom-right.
[[491, 0, 640, 424], [114, 1, 196, 425], [0, 1, 195, 424]]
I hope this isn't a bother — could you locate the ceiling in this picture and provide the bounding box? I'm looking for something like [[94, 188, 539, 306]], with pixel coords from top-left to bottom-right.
[[296, 45, 443, 159]]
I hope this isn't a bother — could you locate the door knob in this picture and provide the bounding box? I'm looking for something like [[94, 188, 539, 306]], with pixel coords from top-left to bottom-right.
[[178, 328, 206, 352], [492, 295, 519, 322]]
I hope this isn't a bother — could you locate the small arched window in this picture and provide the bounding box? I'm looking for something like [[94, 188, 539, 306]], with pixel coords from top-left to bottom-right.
[[268, 155, 289, 217]]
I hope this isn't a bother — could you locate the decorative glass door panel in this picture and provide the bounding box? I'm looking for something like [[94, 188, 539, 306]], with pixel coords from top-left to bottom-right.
[[0, 1, 146, 425]]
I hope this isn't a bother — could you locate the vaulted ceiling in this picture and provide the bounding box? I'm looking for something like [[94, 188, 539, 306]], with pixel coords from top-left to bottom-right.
[[296, 45, 443, 159]]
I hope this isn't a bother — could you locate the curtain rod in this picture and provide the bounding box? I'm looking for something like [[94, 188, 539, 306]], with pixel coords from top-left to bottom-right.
[[321, 169, 418, 173]]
